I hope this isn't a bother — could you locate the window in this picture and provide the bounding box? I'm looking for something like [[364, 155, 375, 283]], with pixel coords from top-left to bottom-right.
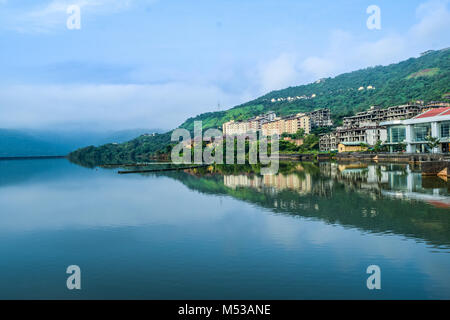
[[440, 121, 450, 139], [413, 124, 431, 142], [388, 126, 406, 143]]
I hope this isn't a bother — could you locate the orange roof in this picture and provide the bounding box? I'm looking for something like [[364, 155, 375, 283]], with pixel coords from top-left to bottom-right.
[[415, 107, 450, 119]]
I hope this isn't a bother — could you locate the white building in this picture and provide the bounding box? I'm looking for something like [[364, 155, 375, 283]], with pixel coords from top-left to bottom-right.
[[381, 107, 450, 153]]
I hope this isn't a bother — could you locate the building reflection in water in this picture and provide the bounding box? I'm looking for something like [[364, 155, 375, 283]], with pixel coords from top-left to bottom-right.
[[223, 162, 450, 209], [224, 172, 312, 195]]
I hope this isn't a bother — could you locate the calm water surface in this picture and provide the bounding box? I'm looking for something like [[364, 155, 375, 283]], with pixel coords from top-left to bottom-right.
[[0, 159, 449, 299]]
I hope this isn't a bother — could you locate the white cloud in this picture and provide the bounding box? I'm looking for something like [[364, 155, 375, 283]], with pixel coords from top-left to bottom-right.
[[356, 35, 409, 65], [301, 56, 337, 80], [411, 0, 450, 41], [1, 0, 449, 130], [257, 0, 450, 92], [258, 53, 302, 92], [0, 82, 251, 130], [5, 0, 157, 33]]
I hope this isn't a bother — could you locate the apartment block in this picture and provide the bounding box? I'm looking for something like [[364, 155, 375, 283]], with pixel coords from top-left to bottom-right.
[[318, 103, 447, 152], [319, 132, 338, 151], [342, 104, 440, 128], [320, 121, 387, 152], [308, 108, 333, 128], [261, 113, 311, 136], [222, 111, 276, 136]]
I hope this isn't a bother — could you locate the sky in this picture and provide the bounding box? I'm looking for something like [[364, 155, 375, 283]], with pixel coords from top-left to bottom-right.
[[0, 0, 449, 131]]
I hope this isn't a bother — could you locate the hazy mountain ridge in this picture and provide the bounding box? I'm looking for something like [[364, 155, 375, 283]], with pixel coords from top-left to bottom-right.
[[0, 128, 162, 157]]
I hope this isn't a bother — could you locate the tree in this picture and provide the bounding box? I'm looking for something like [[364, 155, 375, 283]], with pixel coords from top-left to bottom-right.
[[373, 140, 387, 153], [425, 136, 440, 153], [293, 128, 305, 139]]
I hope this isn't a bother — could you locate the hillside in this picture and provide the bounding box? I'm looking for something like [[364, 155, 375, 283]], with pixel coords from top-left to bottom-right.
[[0, 129, 68, 157], [68, 47, 450, 165], [180, 47, 450, 131]]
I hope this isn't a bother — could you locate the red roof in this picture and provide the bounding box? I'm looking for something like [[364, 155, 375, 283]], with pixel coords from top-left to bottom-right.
[[415, 107, 450, 119], [441, 109, 450, 116]]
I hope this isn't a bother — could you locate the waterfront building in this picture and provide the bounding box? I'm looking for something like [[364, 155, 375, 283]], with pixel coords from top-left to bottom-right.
[[261, 116, 284, 136], [222, 111, 276, 136], [342, 103, 450, 128], [381, 107, 450, 153], [222, 120, 249, 136], [223, 108, 333, 138], [342, 104, 424, 128], [319, 103, 450, 152], [337, 142, 368, 153], [261, 113, 311, 136], [320, 122, 387, 152], [319, 132, 338, 152], [308, 108, 333, 128]]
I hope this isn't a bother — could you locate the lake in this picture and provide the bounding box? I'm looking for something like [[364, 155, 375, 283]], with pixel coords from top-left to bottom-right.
[[0, 158, 449, 299]]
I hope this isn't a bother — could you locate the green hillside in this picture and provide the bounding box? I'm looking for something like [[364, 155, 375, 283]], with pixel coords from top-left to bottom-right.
[[68, 47, 450, 165], [180, 47, 450, 131]]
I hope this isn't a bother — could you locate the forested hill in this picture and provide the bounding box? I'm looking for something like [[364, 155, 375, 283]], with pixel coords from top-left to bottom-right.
[[179, 47, 449, 131], [68, 47, 450, 165]]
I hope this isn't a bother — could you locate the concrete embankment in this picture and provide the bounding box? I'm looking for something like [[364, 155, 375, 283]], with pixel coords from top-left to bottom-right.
[[336, 152, 450, 163], [278, 153, 316, 161]]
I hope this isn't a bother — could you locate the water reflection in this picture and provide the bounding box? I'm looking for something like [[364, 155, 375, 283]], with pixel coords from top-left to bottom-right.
[[159, 162, 450, 248], [324, 162, 450, 208], [1, 159, 449, 299], [216, 162, 450, 208]]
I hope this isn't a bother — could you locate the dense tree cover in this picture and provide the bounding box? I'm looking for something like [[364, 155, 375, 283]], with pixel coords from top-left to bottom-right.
[[281, 128, 305, 139], [69, 48, 449, 164], [68, 132, 173, 166]]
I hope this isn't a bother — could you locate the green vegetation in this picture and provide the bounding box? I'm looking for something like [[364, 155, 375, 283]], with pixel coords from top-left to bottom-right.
[[372, 140, 388, 153], [69, 48, 450, 165], [425, 135, 441, 151], [406, 68, 440, 79], [281, 128, 305, 139], [68, 132, 173, 167]]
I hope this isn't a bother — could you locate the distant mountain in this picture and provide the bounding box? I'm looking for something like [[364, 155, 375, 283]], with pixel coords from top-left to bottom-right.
[[0, 128, 162, 157], [0, 129, 66, 157], [69, 47, 450, 165]]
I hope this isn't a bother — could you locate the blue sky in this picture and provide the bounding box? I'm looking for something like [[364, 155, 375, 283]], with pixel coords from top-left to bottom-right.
[[0, 0, 449, 131]]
